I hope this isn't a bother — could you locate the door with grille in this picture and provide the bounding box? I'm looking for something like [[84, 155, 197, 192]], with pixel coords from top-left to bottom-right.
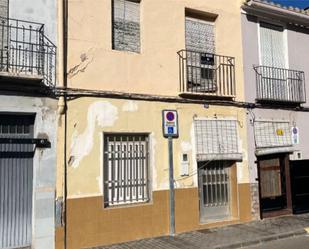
[[198, 161, 231, 223], [0, 114, 34, 249]]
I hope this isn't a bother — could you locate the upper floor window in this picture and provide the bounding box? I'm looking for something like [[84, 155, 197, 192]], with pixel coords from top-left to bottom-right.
[[112, 0, 141, 53], [255, 22, 306, 104], [178, 12, 235, 98], [185, 16, 215, 53], [259, 22, 286, 68]]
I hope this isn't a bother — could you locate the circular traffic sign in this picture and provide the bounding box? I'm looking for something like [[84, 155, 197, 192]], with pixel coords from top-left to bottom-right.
[[166, 112, 175, 121]]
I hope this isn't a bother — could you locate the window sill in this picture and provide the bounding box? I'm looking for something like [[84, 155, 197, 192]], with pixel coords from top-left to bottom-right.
[[103, 200, 152, 210]]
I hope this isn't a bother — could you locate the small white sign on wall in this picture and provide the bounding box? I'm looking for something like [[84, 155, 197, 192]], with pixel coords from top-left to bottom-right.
[[291, 127, 299, 145]]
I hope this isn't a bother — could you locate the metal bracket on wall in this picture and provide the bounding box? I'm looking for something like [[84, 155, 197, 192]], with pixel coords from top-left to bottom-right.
[[0, 138, 51, 148]]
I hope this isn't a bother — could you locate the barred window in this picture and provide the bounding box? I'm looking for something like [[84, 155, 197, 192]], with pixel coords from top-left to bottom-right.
[[103, 133, 149, 207], [194, 119, 242, 161], [112, 0, 140, 53]]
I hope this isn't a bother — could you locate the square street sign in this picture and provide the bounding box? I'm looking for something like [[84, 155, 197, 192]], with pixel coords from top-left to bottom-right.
[[162, 110, 179, 138]]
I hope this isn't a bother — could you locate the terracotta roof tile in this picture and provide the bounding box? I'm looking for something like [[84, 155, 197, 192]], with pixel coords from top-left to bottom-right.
[[246, 0, 309, 16]]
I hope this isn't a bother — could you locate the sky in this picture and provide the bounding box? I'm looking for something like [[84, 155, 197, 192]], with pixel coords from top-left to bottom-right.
[[271, 0, 309, 8]]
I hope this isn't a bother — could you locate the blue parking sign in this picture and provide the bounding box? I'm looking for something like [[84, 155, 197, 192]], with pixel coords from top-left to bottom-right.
[[162, 110, 179, 138]]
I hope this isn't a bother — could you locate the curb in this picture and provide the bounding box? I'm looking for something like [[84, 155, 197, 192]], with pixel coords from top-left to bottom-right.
[[213, 229, 307, 249]]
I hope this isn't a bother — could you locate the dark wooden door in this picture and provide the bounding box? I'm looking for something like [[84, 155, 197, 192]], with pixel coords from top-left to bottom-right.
[[290, 160, 309, 214], [258, 154, 292, 218]]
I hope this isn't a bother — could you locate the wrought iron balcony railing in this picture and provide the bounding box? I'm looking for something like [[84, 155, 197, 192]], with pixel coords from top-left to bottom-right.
[[0, 17, 56, 88], [178, 49, 236, 98], [254, 66, 306, 104]]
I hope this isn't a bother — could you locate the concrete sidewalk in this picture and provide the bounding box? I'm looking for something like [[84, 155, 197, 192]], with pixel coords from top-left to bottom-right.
[[88, 214, 309, 249]]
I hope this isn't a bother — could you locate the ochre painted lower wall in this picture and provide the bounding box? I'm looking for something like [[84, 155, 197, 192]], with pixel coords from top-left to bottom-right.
[[55, 227, 64, 249], [238, 183, 253, 222], [65, 190, 169, 249], [56, 185, 252, 249]]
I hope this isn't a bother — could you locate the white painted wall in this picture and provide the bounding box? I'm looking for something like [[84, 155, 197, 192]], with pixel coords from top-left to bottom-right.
[[0, 95, 58, 249], [9, 0, 57, 43]]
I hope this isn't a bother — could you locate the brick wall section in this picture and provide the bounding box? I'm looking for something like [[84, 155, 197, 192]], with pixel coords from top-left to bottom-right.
[[112, 0, 140, 53], [250, 183, 261, 220]]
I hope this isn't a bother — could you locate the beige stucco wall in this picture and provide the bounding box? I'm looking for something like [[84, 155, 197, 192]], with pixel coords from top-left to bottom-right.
[[62, 98, 249, 198], [55, 2, 251, 246], [66, 0, 245, 101]]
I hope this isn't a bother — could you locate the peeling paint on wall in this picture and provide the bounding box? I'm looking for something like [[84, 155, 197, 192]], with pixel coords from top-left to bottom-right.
[[70, 101, 118, 168], [122, 100, 138, 112]]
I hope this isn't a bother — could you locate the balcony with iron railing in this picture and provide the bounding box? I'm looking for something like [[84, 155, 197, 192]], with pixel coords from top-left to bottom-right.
[[178, 50, 236, 99], [0, 17, 56, 89], [254, 65, 306, 104]]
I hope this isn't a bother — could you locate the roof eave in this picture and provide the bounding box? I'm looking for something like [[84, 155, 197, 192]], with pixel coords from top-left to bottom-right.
[[243, 0, 309, 28]]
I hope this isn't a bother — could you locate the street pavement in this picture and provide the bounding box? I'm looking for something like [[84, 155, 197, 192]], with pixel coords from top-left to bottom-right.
[[244, 234, 309, 249], [88, 214, 309, 249]]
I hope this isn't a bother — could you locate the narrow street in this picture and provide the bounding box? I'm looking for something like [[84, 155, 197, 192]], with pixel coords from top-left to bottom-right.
[[245, 235, 309, 249], [89, 214, 309, 249]]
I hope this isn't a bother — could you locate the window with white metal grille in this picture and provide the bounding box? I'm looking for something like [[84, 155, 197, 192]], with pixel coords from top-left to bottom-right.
[[112, 0, 140, 53], [200, 161, 230, 206], [103, 133, 149, 207], [194, 119, 242, 161]]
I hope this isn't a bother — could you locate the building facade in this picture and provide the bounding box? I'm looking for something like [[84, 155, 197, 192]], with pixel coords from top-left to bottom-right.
[[55, 0, 253, 248], [242, 0, 309, 219], [0, 0, 58, 248], [2, 0, 309, 249]]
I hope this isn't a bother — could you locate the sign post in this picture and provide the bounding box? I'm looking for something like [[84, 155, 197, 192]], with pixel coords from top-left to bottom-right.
[[162, 110, 179, 236]]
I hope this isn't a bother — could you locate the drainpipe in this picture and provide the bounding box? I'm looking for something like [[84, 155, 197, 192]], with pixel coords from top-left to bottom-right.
[[57, 0, 65, 115], [57, 0, 68, 248]]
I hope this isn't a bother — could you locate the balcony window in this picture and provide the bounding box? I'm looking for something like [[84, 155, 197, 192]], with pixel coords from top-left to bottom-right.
[[178, 14, 236, 98], [255, 22, 306, 104], [259, 22, 286, 69]]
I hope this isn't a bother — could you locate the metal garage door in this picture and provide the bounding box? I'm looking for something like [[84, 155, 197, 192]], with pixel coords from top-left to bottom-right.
[[0, 114, 34, 249]]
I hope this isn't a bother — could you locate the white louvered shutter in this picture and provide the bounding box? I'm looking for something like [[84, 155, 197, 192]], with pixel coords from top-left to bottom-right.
[[194, 119, 242, 161], [259, 22, 285, 68]]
